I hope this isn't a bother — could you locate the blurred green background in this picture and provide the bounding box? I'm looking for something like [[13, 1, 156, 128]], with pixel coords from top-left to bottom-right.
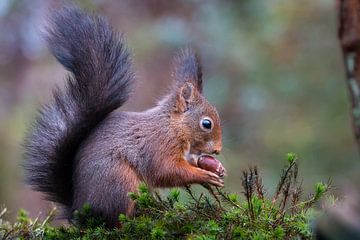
[[0, 0, 358, 220]]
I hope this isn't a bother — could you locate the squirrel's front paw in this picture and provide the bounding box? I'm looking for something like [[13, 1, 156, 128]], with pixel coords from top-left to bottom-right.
[[199, 169, 224, 187]]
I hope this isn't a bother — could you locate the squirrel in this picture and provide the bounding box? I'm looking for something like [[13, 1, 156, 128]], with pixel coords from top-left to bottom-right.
[[24, 7, 224, 227]]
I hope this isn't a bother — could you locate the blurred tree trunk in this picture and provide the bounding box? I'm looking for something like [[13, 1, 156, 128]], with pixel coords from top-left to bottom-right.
[[338, 0, 360, 152]]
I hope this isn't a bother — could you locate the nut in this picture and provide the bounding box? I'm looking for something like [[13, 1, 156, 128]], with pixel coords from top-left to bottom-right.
[[198, 155, 226, 178]]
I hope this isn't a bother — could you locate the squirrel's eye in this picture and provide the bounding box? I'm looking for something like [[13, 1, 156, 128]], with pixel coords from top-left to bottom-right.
[[200, 117, 213, 131]]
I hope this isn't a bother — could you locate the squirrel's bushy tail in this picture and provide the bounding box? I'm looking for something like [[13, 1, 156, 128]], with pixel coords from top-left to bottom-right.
[[24, 7, 133, 208]]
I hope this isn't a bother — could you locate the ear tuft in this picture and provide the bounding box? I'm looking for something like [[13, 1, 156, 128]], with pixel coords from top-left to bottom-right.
[[172, 48, 203, 93]]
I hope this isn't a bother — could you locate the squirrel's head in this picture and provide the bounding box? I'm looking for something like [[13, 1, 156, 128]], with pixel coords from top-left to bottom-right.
[[167, 49, 222, 164]]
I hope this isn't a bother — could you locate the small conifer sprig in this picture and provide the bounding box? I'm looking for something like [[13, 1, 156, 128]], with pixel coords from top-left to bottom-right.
[[0, 153, 331, 239]]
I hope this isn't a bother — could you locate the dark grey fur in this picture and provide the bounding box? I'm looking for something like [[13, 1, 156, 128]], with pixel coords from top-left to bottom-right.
[[24, 7, 133, 209], [173, 48, 203, 92]]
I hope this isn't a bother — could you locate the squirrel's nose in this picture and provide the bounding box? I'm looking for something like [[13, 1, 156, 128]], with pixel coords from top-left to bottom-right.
[[212, 150, 220, 155], [212, 144, 222, 155], [207, 141, 222, 155]]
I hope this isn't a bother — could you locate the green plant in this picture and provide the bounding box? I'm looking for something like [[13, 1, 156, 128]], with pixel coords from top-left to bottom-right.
[[0, 153, 331, 239]]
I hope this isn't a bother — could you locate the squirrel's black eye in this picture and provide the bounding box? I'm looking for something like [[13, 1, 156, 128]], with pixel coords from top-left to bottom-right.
[[200, 118, 213, 131]]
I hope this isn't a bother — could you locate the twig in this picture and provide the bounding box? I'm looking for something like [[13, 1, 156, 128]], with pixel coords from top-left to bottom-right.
[[184, 185, 197, 202], [272, 161, 296, 206], [215, 187, 242, 209], [201, 183, 222, 207]]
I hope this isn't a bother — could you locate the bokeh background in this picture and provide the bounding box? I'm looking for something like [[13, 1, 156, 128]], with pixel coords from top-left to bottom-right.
[[0, 0, 358, 220]]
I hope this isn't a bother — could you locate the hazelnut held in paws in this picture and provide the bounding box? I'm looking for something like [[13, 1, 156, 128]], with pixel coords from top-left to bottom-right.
[[198, 155, 226, 178]]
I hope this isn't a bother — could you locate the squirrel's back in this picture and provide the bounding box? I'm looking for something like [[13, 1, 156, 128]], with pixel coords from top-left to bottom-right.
[[24, 7, 134, 209]]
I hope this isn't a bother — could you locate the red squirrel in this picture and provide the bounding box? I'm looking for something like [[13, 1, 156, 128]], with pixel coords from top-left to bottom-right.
[[24, 6, 225, 227]]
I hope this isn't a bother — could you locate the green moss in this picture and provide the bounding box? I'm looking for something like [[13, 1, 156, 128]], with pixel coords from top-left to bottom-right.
[[0, 153, 330, 239]]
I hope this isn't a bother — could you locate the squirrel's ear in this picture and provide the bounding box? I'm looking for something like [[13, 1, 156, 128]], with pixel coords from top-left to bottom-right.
[[175, 82, 195, 113], [172, 48, 203, 93]]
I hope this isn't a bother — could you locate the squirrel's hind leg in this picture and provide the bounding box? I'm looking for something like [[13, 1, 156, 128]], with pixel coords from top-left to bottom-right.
[[73, 160, 141, 227]]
